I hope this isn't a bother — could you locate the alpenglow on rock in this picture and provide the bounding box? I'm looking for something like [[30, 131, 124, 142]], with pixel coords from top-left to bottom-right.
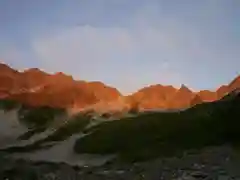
[[0, 63, 239, 112]]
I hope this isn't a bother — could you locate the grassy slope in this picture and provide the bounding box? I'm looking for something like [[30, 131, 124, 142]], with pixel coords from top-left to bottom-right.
[[18, 105, 67, 129], [0, 99, 19, 111], [74, 93, 240, 161]]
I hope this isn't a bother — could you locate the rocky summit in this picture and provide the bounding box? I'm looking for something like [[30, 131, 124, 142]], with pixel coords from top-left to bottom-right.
[[0, 63, 121, 111], [0, 63, 240, 113]]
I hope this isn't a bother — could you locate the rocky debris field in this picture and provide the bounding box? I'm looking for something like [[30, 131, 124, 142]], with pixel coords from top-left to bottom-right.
[[1, 145, 240, 180]]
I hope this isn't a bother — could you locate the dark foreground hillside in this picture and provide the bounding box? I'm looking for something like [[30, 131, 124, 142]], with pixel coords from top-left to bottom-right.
[[1, 146, 240, 179], [74, 89, 240, 161]]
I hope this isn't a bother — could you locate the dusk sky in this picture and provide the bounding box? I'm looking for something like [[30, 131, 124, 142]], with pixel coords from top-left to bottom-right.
[[0, 0, 239, 94]]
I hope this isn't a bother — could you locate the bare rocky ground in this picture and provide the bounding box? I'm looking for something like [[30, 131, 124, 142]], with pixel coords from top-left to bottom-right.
[[1, 145, 240, 180]]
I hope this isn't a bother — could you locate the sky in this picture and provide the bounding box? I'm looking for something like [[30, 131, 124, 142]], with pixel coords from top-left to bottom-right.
[[0, 0, 239, 94]]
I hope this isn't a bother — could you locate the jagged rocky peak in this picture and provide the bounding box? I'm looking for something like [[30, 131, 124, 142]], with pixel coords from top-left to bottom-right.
[[53, 72, 73, 79], [22, 68, 45, 74], [147, 84, 164, 89], [178, 84, 191, 92], [217, 85, 229, 98], [0, 62, 239, 111], [180, 84, 187, 88], [50, 72, 75, 84], [228, 88, 240, 96], [0, 62, 18, 74], [0, 63, 122, 109], [178, 84, 193, 94], [54, 71, 66, 76], [216, 75, 240, 98], [228, 75, 240, 91], [220, 88, 240, 101], [180, 84, 190, 90], [0, 62, 10, 69]]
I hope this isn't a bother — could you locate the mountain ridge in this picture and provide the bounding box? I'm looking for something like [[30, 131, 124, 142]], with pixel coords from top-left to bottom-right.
[[0, 62, 239, 111]]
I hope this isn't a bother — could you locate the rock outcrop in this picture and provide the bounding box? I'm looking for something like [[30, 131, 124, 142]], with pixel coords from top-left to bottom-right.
[[128, 76, 240, 110], [0, 63, 239, 111], [0, 63, 122, 110]]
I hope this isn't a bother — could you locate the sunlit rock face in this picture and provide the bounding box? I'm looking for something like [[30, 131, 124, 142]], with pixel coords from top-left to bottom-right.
[[75, 97, 131, 115], [0, 63, 122, 110], [0, 63, 240, 112]]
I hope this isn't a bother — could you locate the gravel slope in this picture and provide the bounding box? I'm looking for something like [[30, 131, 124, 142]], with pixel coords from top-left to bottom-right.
[[1, 145, 240, 180]]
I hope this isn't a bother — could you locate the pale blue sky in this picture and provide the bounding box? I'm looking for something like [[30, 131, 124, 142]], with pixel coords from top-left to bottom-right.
[[0, 0, 239, 94]]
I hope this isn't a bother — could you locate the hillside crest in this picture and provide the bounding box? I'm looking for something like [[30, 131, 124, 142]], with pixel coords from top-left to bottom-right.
[[0, 63, 239, 111]]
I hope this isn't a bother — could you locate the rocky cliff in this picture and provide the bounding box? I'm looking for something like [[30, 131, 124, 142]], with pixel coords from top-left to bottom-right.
[[128, 77, 240, 110], [0, 63, 121, 110], [0, 63, 239, 111]]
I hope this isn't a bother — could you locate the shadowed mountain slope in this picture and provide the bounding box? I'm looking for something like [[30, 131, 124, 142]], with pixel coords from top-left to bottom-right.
[[74, 89, 240, 161]]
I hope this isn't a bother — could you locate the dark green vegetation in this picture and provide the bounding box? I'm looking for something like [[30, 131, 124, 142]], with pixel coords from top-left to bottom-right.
[[0, 99, 19, 111], [18, 105, 66, 129], [74, 91, 240, 162]]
